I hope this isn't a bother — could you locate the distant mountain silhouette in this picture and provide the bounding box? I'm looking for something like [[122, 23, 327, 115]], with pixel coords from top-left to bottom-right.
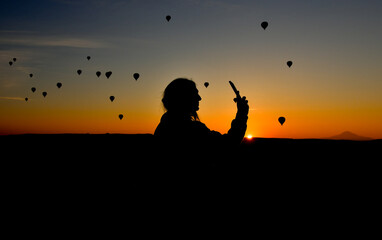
[[328, 131, 372, 141]]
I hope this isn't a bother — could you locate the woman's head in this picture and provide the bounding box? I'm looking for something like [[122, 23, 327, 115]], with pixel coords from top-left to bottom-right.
[[162, 78, 202, 120]]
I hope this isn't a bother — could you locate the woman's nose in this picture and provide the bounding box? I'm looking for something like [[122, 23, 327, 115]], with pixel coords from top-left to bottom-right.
[[198, 94, 202, 101]]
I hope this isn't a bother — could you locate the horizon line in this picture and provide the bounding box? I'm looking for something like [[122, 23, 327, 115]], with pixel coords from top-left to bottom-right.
[[0, 132, 379, 141]]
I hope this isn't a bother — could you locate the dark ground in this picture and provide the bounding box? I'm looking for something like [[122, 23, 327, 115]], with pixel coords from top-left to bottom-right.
[[2, 134, 380, 186], [1, 134, 380, 234]]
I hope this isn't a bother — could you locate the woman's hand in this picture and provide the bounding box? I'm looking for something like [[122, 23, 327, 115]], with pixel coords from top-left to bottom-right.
[[234, 93, 249, 116]]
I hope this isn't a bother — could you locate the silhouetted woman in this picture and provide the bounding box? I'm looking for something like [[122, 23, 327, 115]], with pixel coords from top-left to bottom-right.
[[154, 78, 249, 145]]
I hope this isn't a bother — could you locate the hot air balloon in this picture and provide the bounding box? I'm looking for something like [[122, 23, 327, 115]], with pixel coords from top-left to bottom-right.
[[109, 96, 115, 102], [9, 61, 13, 66], [261, 21, 268, 30], [77, 69, 82, 75], [118, 114, 123, 120], [133, 73, 140, 81], [42, 92, 47, 98], [96, 71, 101, 77], [278, 117, 286, 126], [13, 58, 17, 62], [166, 15, 171, 22], [204, 82, 209, 88], [57, 82, 62, 88], [105, 71, 112, 79], [29, 74, 33, 78], [87, 56, 91, 60], [25, 97, 28, 102], [31, 87, 36, 93], [287, 61, 293, 68]]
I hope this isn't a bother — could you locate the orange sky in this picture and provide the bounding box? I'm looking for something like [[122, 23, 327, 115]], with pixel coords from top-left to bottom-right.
[[1, 0, 382, 139]]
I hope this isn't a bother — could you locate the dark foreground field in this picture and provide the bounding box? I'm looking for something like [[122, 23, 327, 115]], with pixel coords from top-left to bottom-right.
[[2, 133, 380, 178], [1, 134, 380, 232], [2, 134, 380, 189]]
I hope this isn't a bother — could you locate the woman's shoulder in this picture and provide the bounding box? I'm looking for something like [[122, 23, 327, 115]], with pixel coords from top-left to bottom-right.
[[190, 121, 222, 136], [191, 120, 209, 130]]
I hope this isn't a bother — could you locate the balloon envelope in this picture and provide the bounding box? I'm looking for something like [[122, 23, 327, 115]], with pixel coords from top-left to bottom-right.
[[166, 15, 171, 22], [87, 56, 91, 60], [25, 97, 28, 102], [42, 92, 47, 98], [133, 73, 140, 80], [77, 69, 82, 75], [57, 82, 62, 88], [261, 21, 268, 30], [13, 58, 17, 62], [278, 117, 286, 126], [204, 82, 209, 88], [31, 87, 36, 93], [105, 71, 112, 79], [9, 61, 13, 66], [96, 71, 101, 77], [29, 73, 33, 78], [287, 61, 293, 68], [109, 96, 115, 102], [118, 114, 123, 120]]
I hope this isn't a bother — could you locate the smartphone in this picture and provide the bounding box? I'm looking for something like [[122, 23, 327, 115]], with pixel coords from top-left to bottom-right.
[[229, 81, 241, 98]]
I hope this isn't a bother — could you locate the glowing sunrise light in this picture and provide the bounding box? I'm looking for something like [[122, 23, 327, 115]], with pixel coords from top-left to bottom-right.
[[246, 135, 253, 140]]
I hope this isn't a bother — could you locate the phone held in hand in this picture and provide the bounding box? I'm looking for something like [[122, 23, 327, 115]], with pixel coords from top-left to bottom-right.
[[229, 81, 241, 99]]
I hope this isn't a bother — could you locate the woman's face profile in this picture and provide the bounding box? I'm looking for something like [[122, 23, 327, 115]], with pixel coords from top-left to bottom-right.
[[190, 87, 202, 112], [162, 78, 202, 116]]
